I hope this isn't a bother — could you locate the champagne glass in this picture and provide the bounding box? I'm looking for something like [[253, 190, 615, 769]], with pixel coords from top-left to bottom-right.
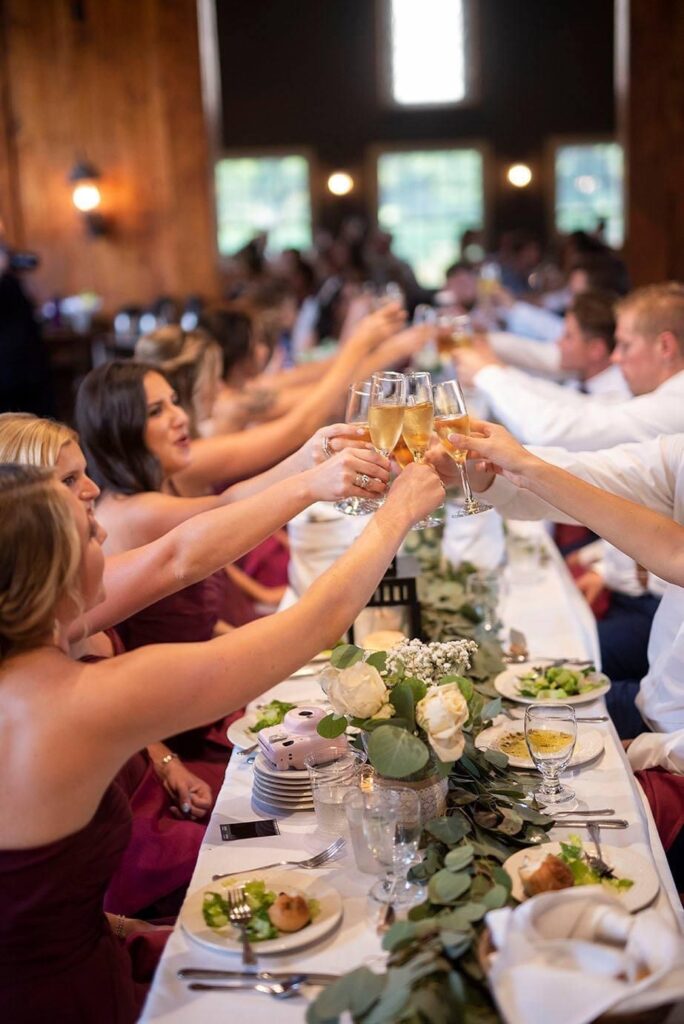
[[362, 787, 423, 907], [335, 381, 380, 516], [402, 371, 441, 529], [524, 704, 577, 805], [433, 379, 492, 517], [369, 373, 406, 507]]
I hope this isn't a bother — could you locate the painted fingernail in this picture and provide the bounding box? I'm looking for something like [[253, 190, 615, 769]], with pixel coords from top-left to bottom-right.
[[181, 802, 191, 814]]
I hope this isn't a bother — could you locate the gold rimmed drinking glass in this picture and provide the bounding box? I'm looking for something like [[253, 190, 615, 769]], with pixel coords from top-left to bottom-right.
[[432, 379, 492, 517], [335, 381, 379, 516]]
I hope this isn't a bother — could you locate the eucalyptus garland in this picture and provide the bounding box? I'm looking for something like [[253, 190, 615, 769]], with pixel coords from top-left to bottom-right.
[[307, 545, 549, 1024]]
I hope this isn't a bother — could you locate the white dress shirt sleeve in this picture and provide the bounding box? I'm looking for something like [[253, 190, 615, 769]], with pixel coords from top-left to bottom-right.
[[473, 366, 684, 451], [628, 729, 684, 773], [476, 434, 683, 525], [504, 302, 565, 342], [488, 332, 564, 379]]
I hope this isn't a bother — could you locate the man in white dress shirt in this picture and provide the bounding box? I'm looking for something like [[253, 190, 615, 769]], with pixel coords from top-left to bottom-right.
[[453, 283, 684, 451], [433, 432, 684, 742]]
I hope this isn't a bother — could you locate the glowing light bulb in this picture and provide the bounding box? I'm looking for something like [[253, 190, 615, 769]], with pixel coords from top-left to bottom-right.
[[507, 164, 533, 188], [327, 171, 354, 196], [72, 183, 101, 212]]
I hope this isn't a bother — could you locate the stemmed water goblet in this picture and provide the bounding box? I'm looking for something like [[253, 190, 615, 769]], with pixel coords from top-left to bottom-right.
[[524, 703, 577, 805], [432, 378, 492, 517], [361, 787, 423, 907]]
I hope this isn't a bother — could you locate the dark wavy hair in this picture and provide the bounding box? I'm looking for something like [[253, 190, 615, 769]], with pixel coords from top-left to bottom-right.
[[75, 361, 166, 494], [199, 306, 254, 379]]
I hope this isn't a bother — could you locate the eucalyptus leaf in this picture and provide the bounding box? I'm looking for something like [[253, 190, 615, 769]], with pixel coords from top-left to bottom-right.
[[480, 698, 503, 722], [440, 902, 488, 930], [428, 869, 471, 905], [496, 808, 524, 837], [362, 716, 411, 732], [483, 749, 509, 770], [491, 865, 513, 894], [426, 814, 470, 845], [448, 787, 479, 806], [316, 713, 348, 739], [440, 931, 473, 959], [330, 643, 364, 669], [403, 675, 428, 703], [390, 682, 416, 730], [367, 725, 429, 778], [409, 843, 442, 881], [444, 844, 474, 872], [365, 650, 387, 673], [307, 966, 384, 1022], [481, 883, 509, 910]]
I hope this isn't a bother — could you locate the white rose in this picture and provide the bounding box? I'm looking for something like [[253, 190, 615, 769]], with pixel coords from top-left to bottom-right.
[[416, 683, 469, 763], [326, 661, 389, 719]]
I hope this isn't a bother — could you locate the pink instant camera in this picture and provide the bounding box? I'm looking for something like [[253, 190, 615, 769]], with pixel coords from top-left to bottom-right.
[[257, 706, 348, 770]]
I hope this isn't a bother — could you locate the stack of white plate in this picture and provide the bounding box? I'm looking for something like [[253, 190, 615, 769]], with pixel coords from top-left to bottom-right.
[[252, 753, 314, 815]]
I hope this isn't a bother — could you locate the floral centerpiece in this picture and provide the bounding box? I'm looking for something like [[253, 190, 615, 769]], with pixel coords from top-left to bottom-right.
[[317, 638, 481, 786]]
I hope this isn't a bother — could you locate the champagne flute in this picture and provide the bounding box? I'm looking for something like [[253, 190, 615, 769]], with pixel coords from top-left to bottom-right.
[[433, 379, 492, 517], [524, 704, 577, 805], [402, 371, 441, 529], [369, 373, 406, 508], [362, 787, 423, 907], [335, 381, 380, 516]]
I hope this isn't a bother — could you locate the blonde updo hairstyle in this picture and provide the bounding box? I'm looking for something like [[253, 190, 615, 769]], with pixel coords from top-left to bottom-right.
[[0, 464, 82, 658], [134, 326, 223, 437], [0, 412, 78, 468]]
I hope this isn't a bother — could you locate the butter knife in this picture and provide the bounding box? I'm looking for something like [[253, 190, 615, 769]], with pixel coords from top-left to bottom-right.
[[178, 968, 339, 985], [551, 818, 628, 828]]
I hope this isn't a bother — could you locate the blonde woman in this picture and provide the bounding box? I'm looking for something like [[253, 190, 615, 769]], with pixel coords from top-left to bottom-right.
[[0, 460, 443, 1023]]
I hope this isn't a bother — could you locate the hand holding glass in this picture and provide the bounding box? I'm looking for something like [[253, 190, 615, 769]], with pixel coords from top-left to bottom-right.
[[402, 371, 441, 529], [335, 381, 378, 516], [433, 379, 491, 517]]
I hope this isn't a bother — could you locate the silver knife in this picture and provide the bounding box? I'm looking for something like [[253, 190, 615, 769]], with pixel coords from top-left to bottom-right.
[[178, 968, 339, 985], [551, 818, 628, 828]]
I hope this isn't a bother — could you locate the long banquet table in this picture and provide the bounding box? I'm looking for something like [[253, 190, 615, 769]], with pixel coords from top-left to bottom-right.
[[141, 523, 684, 1023]]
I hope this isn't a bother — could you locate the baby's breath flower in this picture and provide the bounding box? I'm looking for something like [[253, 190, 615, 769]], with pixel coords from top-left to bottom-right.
[[384, 638, 477, 685]]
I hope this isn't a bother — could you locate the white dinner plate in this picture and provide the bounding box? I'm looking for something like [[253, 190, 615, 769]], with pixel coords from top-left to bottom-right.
[[252, 792, 313, 817], [252, 776, 313, 796], [504, 842, 660, 913], [253, 753, 310, 781], [181, 869, 342, 955], [252, 779, 313, 803], [475, 721, 605, 770], [494, 661, 611, 706]]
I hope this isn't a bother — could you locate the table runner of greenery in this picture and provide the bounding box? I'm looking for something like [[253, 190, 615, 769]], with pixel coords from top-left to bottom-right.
[[307, 535, 552, 1024]]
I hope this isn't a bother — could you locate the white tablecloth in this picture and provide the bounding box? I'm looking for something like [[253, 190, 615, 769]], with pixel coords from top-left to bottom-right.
[[141, 522, 684, 1023]]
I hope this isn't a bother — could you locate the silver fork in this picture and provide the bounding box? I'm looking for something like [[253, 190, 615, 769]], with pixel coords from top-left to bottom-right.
[[587, 821, 613, 875], [212, 837, 346, 881], [227, 886, 257, 966]]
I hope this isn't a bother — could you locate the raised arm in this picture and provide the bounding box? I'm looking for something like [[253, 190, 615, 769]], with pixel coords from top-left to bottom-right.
[[79, 464, 446, 774], [445, 420, 684, 587], [173, 303, 406, 491]]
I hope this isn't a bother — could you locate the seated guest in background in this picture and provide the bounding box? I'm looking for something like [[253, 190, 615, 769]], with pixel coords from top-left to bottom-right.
[[0, 459, 443, 1023], [429, 418, 684, 885], [441, 261, 479, 313], [0, 243, 54, 416], [429, 423, 684, 742], [454, 282, 684, 450]]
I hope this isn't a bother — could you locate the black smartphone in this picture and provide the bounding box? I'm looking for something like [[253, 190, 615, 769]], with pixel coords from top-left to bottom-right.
[[220, 820, 280, 841]]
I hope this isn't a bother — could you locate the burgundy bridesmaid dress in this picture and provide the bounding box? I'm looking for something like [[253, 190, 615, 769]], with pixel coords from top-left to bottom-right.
[[0, 784, 143, 1024]]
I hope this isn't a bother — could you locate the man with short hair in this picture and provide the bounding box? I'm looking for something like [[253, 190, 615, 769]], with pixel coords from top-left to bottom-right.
[[453, 282, 684, 450]]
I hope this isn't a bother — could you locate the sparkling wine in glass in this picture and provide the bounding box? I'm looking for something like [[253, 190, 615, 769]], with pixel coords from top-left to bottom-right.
[[402, 371, 441, 529], [392, 435, 414, 469], [335, 380, 379, 516], [362, 787, 423, 907], [433, 379, 492, 517], [524, 704, 577, 805], [369, 373, 406, 490]]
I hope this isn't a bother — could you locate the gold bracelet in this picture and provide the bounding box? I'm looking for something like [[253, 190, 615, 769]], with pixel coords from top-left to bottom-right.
[[156, 752, 179, 771]]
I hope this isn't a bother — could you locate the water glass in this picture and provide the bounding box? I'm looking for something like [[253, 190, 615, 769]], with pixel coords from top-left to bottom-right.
[[361, 787, 423, 906], [466, 570, 501, 633], [344, 789, 383, 875], [524, 704, 577, 805], [304, 750, 367, 834]]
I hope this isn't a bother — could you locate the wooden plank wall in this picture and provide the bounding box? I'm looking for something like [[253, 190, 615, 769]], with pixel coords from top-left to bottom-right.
[[0, 0, 219, 312], [616, 0, 684, 285]]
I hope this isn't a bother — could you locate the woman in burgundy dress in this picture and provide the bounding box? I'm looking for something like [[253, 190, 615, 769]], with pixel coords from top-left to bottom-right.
[[0, 458, 442, 1022]]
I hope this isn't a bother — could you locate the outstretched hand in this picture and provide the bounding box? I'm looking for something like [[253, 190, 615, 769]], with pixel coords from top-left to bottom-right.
[[443, 419, 540, 489]]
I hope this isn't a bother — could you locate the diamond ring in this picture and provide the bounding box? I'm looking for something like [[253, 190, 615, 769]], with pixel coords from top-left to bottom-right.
[[355, 473, 372, 490], [322, 436, 334, 459]]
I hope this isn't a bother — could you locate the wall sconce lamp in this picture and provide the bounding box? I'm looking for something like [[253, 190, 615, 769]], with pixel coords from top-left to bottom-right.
[[506, 163, 533, 188], [69, 160, 108, 236], [327, 171, 355, 196]]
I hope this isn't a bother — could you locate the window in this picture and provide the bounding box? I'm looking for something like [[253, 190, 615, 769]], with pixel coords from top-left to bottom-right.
[[554, 142, 624, 248], [215, 154, 312, 255], [384, 0, 469, 106], [376, 148, 484, 287]]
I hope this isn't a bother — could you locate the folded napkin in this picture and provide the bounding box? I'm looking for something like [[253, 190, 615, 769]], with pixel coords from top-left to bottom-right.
[[486, 887, 684, 1024], [442, 506, 506, 571]]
